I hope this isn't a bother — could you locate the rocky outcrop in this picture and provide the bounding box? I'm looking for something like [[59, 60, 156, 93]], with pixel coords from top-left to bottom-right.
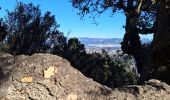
[[0, 53, 170, 100]]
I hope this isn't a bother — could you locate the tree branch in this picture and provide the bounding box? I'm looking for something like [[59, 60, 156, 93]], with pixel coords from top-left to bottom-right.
[[117, 0, 127, 11], [136, 0, 143, 15], [136, 27, 154, 34], [127, 0, 134, 9]]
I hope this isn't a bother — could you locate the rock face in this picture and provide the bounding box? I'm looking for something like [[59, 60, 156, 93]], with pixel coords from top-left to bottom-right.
[[151, 0, 170, 83], [0, 53, 170, 100]]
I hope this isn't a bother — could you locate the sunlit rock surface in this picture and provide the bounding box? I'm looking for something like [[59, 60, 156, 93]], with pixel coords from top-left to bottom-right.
[[0, 53, 170, 100]]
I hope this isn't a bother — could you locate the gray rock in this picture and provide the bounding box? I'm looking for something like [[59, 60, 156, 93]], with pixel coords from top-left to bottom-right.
[[0, 53, 170, 100]]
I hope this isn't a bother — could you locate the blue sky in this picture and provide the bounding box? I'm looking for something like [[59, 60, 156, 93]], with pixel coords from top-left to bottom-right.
[[0, 0, 152, 39]]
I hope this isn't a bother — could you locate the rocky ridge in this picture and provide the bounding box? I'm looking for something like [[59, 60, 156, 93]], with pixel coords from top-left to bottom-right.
[[0, 52, 170, 100]]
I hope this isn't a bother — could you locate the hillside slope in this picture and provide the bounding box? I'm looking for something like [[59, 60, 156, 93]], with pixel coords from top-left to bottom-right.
[[0, 52, 170, 100]]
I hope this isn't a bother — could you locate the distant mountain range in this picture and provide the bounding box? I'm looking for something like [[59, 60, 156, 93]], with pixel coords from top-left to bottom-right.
[[78, 37, 152, 49], [75, 37, 152, 54], [78, 38, 122, 44]]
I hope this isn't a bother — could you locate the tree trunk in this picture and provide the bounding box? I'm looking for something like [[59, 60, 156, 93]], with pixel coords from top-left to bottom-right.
[[121, 9, 145, 81], [150, 0, 170, 83], [121, 16, 141, 55], [0, 22, 7, 42]]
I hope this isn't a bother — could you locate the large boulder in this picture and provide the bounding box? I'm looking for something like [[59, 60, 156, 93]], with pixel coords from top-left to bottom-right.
[[0, 52, 170, 100]]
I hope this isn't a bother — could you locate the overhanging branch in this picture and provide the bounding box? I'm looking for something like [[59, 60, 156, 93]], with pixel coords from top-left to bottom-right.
[[117, 0, 127, 11], [136, 0, 143, 15], [137, 27, 154, 34]]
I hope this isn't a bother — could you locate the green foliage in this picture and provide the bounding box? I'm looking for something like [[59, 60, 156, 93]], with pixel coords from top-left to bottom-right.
[[60, 38, 86, 69], [3, 2, 66, 55], [82, 51, 138, 87], [0, 19, 7, 42], [53, 38, 138, 87], [0, 43, 10, 52]]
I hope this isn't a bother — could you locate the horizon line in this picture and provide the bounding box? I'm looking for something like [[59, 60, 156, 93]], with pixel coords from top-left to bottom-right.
[[68, 37, 152, 39]]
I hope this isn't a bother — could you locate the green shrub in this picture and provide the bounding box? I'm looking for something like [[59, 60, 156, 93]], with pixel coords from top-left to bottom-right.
[[56, 38, 139, 87]]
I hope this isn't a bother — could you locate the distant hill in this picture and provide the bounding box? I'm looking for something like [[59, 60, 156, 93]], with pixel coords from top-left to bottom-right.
[[78, 37, 122, 45], [78, 37, 122, 49], [78, 37, 152, 49]]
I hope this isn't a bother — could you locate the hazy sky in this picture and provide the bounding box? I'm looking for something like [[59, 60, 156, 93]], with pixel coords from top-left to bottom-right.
[[0, 0, 152, 39]]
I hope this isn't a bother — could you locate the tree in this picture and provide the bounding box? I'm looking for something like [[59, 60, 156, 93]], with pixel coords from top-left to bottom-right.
[[3, 2, 66, 55], [150, 0, 170, 83], [49, 30, 67, 55], [71, 0, 160, 81], [62, 38, 86, 69], [0, 19, 7, 42], [72, 0, 159, 53], [0, 8, 7, 42]]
